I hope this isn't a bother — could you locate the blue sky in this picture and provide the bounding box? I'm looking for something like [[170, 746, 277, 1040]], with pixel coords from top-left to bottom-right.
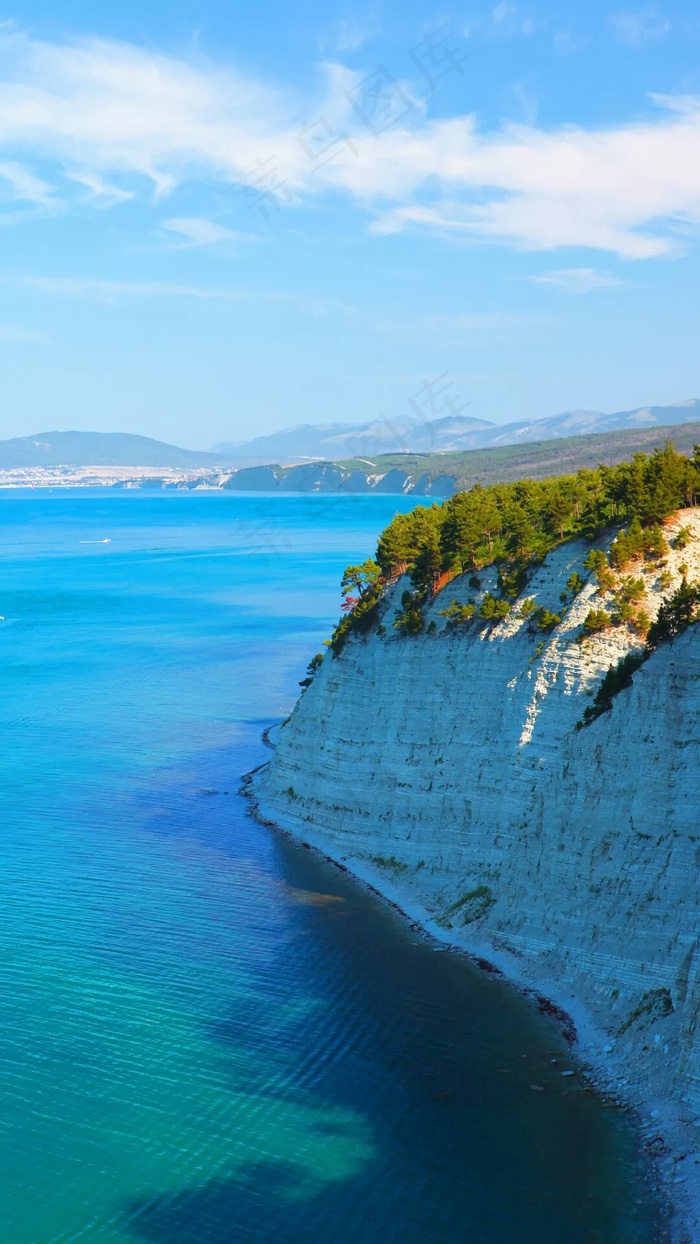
[[1, 0, 699, 448]]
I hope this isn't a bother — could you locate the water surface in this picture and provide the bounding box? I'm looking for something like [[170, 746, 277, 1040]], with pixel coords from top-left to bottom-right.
[[0, 490, 662, 1244]]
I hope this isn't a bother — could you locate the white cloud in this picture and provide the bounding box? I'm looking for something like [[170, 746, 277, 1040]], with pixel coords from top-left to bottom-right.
[[67, 171, 133, 207], [609, 8, 670, 47], [0, 29, 700, 258], [0, 28, 297, 196], [532, 267, 626, 293], [162, 216, 242, 246], [363, 95, 700, 258], [0, 324, 48, 342], [0, 160, 58, 207]]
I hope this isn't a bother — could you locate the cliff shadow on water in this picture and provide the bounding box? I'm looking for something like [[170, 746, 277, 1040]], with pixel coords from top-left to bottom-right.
[[124, 764, 666, 1244]]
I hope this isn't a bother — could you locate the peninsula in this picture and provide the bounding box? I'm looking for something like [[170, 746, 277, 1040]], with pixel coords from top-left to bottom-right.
[[250, 442, 700, 1241]]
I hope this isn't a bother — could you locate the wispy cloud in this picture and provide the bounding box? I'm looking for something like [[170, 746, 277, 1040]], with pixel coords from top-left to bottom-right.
[[0, 160, 60, 211], [4, 270, 533, 343], [532, 267, 626, 293], [13, 275, 233, 301], [320, 19, 379, 54], [609, 8, 670, 47], [364, 93, 700, 259], [1, 28, 700, 259], [490, 3, 536, 37], [162, 217, 243, 247], [67, 171, 133, 207], [5, 273, 363, 318], [552, 30, 587, 55], [0, 28, 293, 200], [0, 324, 48, 342]]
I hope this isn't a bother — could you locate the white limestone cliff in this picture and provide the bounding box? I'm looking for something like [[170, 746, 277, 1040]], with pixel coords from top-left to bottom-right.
[[251, 510, 700, 1238]]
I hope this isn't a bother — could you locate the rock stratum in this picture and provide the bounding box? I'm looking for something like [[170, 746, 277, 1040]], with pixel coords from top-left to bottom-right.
[[252, 509, 700, 1237]]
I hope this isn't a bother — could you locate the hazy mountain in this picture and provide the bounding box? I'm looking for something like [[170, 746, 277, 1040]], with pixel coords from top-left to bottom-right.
[[213, 412, 493, 462], [218, 399, 700, 464], [5, 398, 699, 472], [0, 432, 234, 469], [222, 420, 700, 498], [488, 399, 700, 446]]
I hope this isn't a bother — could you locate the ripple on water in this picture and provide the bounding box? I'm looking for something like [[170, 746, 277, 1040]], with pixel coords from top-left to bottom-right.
[[0, 491, 666, 1244]]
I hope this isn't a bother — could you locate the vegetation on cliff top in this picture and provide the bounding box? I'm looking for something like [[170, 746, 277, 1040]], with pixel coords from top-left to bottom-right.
[[329, 443, 700, 662], [375, 442, 698, 589]]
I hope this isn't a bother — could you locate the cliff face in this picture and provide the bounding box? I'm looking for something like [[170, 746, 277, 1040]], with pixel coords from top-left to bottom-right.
[[222, 463, 455, 496], [253, 511, 700, 1120]]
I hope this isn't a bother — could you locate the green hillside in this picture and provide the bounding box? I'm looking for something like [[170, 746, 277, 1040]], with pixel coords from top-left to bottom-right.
[[335, 421, 700, 490]]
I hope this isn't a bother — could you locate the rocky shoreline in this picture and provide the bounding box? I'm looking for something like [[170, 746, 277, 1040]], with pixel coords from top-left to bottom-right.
[[244, 759, 697, 1243]]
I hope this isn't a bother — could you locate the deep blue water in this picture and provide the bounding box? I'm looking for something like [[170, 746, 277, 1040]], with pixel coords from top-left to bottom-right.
[[0, 489, 663, 1244]]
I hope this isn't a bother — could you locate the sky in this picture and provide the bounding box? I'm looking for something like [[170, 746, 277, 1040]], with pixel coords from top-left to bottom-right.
[[1, 1, 699, 448]]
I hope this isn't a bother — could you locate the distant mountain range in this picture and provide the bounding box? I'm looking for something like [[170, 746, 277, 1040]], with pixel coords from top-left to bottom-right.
[[219, 422, 700, 497], [215, 399, 700, 463], [2, 399, 700, 471], [0, 431, 233, 470]]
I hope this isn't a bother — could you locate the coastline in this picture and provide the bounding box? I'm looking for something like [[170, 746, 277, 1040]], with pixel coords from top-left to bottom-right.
[[243, 741, 699, 1244]]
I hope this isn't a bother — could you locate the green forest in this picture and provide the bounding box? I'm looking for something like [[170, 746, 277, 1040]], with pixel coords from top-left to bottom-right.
[[327, 442, 700, 664]]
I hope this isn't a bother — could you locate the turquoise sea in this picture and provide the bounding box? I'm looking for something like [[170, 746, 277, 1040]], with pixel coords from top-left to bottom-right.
[[0, 489, 663, 1244]]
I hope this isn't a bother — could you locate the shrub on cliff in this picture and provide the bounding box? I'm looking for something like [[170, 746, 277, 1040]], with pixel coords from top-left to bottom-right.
[[578, 578, 699, 728], [577, 651, 648, 727], [618, 576, 645, 603], [610, 517, 645, 569], [613, 598, 635, 624], [533, 607, 561, 632], [329, 583, 382, 655], [340, 559, 381, 598], [584, 548, 616, 591], [647, 577, 700, 646], [393, 604, 425, 635], [299, 651, 324, 689], [498, 561, 530, 599], [565, 572, 585, 596], [582, 608, 611, 635], [479, 593, 510, 622], [632, 609, 651, 637], [612, 577, 646, 626], [645, 524, 669, 562], [438, 600, 476, 626]]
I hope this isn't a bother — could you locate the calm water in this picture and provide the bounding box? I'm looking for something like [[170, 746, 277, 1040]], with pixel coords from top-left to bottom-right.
[[0, 489, 662, 1244]]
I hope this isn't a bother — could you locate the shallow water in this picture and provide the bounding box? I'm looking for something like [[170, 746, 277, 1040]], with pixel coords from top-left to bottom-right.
[[0, 489, 663, 1244]]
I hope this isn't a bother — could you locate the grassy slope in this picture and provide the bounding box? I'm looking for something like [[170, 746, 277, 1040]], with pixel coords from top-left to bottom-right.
[[333, 421, 700, 489]]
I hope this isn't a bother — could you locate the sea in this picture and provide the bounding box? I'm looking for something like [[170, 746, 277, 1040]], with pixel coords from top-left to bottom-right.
[[0, 488, 664, 1244]]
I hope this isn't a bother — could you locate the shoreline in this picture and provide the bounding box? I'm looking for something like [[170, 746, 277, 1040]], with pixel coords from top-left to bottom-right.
[[243, 749, 699, 1244]]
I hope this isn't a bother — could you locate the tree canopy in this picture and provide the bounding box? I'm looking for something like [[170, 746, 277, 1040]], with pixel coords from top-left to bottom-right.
[[330, 441, 700, 656], [375, 442, 699, 594]]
